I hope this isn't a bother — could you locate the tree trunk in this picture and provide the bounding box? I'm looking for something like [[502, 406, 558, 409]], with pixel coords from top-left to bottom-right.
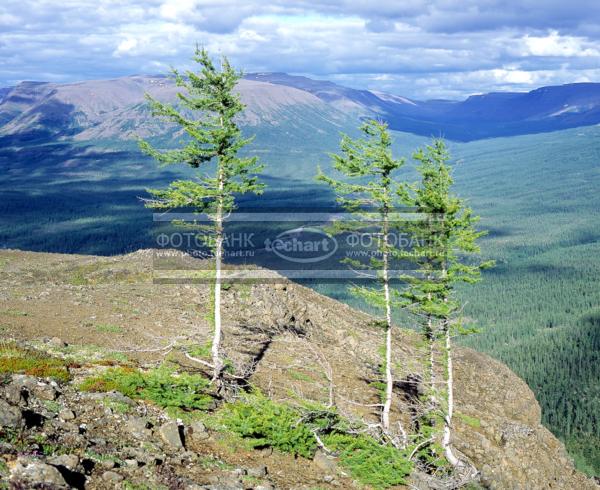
[[382, 207, 393, 432], [442, 324, 460, 466], [427, 312, 436, 405], [211, 164, 224, 386]]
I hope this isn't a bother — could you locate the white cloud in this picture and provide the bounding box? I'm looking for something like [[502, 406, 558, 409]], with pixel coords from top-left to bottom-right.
[[523, 30, 599, 57], [1, 1, 600, 98], [159, 0, 199, 22], [491, 68, 534, 84], [114, 38, 139, 56]]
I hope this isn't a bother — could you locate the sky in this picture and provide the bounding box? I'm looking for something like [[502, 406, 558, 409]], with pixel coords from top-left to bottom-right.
[[1, 0, 600, 99]]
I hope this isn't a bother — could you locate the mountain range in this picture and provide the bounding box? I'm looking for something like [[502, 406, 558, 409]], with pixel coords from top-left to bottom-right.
[[2, 73, 600, 142]]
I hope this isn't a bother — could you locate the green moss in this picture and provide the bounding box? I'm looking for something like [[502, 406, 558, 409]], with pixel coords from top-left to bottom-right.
[[43, 400, 61, 413], [289, 369, 313, 382], [456, 412, 481, 428], [84, 450, 124, 466], [218, 391, 411, 488], [101, 398, 132, 414], [122, 482, 168, 490], [0, 309, 28, 317], [69, 263, 101, 285], [0, 343, 70, 381], [95, 323, 123, 334]]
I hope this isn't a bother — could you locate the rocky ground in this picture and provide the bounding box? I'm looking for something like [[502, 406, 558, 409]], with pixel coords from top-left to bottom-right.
[[0, 249, 598, 489], [0, 367, 342, 489]]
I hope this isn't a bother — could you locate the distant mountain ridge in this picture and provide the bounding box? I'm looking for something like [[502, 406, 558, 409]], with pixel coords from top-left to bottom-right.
[[249, 73, 600, 140], [2, 72, 600, 141]]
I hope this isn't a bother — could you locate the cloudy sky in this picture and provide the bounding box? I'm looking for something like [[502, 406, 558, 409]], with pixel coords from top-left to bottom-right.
[[1, 0, 600, 99]]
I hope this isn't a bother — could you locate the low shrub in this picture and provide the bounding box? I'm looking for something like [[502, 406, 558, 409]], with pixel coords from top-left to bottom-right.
[[322, 433, 412, 488], [221, 392, 317, 458], [79, 365, 213, 410], [221, 392, 413, 487]]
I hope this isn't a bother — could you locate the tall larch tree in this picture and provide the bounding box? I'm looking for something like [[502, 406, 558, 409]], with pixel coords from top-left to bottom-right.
[[317, 119, 407, 437], [402, 139, 493, 467], [139, 48, 264, 387]]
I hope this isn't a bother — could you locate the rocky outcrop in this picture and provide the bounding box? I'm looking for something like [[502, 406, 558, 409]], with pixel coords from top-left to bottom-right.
[[0, 372, 299, 489], [452, 349, 595, 489], [0, 249, 597, 489], [218, 276, 598, 489]]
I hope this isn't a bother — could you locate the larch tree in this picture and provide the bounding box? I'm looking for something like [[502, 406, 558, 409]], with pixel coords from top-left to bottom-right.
[[139, 48, 264, 387], [317, 119, 407, 437], [402, 139, 493, 467]]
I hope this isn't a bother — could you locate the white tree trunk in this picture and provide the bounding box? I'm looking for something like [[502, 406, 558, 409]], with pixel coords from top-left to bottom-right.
[[382, 211, 393, 432], [442, 324, 460, 466], [211, 166, 224, 385], [427, 311, 436, 405]]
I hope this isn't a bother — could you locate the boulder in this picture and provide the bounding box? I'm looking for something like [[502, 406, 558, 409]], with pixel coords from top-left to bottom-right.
[[248, 465, 268, 478], [187, 420, 210, 443], [0, 399, 22, 428], [11, 459, 69, 488], [48, 453, 80, 471], [159, 421, 184, 450]]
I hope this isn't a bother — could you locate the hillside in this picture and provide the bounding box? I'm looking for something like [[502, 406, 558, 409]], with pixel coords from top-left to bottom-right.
[[4, 75, 600, 142], [0, 249, 597, 489], [0, 76, 352, 143], [249, 74, 600, 140]]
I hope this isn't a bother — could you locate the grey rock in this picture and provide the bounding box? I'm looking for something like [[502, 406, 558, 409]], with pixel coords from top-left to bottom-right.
[[99, 459, 116, 470], [159, 421, 184, 450], [207, 480, 244, 490], [5, 374, 38, 404], [124, 458, 139, 468], [48, 453, 80, 470], [131, 445, 162, 465], [0, 399, 22, 428], [188, 420, 210, 442], [127, 416, 152, 439], [247, 465, 268, 478], [49, 337, 67, 347], [5, 383, 25, 405], [313, 449, 337, 473], [102, 470, 124, 482], [32, 381, 59, 401], [58, 408, 76, 420], [11, 459, 68, 488], [254, 484, 275, 490], [232, 468, 247, 476], [83, 391, 136, 406]]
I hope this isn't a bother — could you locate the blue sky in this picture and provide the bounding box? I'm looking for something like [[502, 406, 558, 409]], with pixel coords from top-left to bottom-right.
[[1, 0, 600, 99]]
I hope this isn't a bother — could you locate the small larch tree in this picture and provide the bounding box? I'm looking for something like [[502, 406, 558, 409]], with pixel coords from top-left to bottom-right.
[[402, 139, 493, 467], [139, 48, 264, 387], [317, 119, 407, 437]]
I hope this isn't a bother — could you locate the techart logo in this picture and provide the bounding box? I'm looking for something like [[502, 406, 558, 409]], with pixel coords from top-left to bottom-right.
[[264, 227, 338, 263]]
